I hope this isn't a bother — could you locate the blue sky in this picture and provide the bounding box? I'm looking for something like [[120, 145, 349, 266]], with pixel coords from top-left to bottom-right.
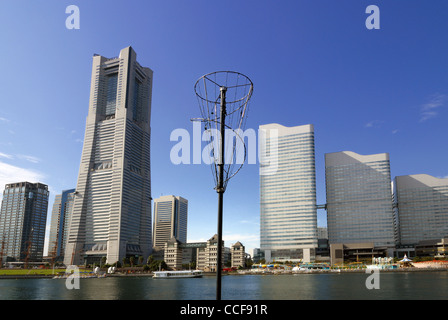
[[0, 1, 447, 255]]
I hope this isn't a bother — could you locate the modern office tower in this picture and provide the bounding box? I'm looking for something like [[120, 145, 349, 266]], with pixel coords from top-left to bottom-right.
[[153, 195, 188, 248], [259, 123, 318, 263], [394, 174, 448, 245], [64, 47, 153, 266], [0, 182, 49, 263], [47, 189, 75, 261], [316, 227, 330, 259], [325, 151, 396, 254], [317, 227, 328, 240]]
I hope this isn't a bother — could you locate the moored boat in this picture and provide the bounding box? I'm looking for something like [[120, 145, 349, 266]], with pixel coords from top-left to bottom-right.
[[152, 270, 203, 279]]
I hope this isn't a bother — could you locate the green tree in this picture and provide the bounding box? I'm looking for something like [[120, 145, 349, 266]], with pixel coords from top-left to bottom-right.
[[245, 258, 254, 269], [149, 260, 167, 271]]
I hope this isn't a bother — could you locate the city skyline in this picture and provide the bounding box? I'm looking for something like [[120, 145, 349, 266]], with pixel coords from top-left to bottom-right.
[[0, 1, 447, 256]]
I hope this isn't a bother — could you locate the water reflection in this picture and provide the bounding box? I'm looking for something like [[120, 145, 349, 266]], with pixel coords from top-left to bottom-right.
[[0, 272, 447, 300]]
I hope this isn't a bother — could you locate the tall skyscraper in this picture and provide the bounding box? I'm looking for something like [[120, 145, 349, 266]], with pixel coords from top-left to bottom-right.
[[47, 189, 75, 260], [64, 47, 153, 265], [325, 151, 396, 253], [0, 182, 49, 263], [259, 123, 318, 263], [153, 195, 188, 248], [394, 174, 448, 245]]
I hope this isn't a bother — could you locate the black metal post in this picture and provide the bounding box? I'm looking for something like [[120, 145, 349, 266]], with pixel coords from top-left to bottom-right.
[[216, 86, 226, 300]]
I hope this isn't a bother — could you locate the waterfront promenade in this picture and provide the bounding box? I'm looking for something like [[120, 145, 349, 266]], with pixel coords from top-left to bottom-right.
[[1, 262, 447, 279]]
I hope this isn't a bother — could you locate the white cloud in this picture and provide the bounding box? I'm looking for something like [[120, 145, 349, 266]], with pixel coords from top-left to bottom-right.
[[0, 152, 14, 160], [0, 160, 46, 197], [365, 120, 384, 128], [188, 233, 260, 249], [0, 153, 42, 164], [188, 237, 208, 243], [223, 233, 260, 254], [239, 219, 259, 226], [0, 117, 10, 122], [420, 93, 446, 122], [17, 154, 41, 164]]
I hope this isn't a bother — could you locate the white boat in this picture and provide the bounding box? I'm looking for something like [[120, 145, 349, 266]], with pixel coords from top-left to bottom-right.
[[152, 270, 203, 279]]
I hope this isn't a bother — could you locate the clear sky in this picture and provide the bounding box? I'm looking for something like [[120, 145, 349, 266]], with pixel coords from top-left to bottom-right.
[[0, 1, 447, 255]]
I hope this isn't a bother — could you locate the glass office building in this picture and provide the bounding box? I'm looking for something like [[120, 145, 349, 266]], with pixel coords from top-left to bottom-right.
[[394, 174, 448, 245], [325, 151, 396, 253], [0, 182, 49, 263], [153, 195, 188, 248], [259, 123, 318, 262], [47, 189, 75, 260], [64, 47, 153, 265]]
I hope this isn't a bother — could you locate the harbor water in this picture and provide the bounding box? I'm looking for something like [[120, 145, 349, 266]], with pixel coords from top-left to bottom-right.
[[0, 271, 448, 300]]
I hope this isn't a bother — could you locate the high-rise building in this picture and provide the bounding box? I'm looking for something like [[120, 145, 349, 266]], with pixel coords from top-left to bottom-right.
[[325, 151, 395, 253], [153, 195, 188, 248], [0, 182, 49, 263], [47, 189, 75, 260], [64, 47, 153, 265], [259, 123, 318, 263], [394, 174, 448, 245]]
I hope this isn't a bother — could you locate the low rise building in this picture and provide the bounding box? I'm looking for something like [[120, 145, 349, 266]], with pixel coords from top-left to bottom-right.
[[330, 242, 389, 265], [415, 238, 448, 258], [197, 234, 224, 272], [164, 237, 183, 270], [231, 241, 245, 268]]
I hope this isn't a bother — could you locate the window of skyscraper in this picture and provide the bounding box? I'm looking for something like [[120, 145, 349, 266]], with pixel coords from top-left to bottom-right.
[[105, 73, 118, 116]]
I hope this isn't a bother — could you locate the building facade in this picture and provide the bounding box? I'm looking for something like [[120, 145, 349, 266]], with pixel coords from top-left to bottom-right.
[[47, 189, 75, 261], [394, 174, 448, 245], [196, 234, 224, 271], [153, 195, 188, 248], [230, 241, 246, 268], [164, 237, 183, 270], [64, 47, 153, 265], [0, 182, 49, 263], [325, 151, 396, 255], [259, 123, 318, 262]]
